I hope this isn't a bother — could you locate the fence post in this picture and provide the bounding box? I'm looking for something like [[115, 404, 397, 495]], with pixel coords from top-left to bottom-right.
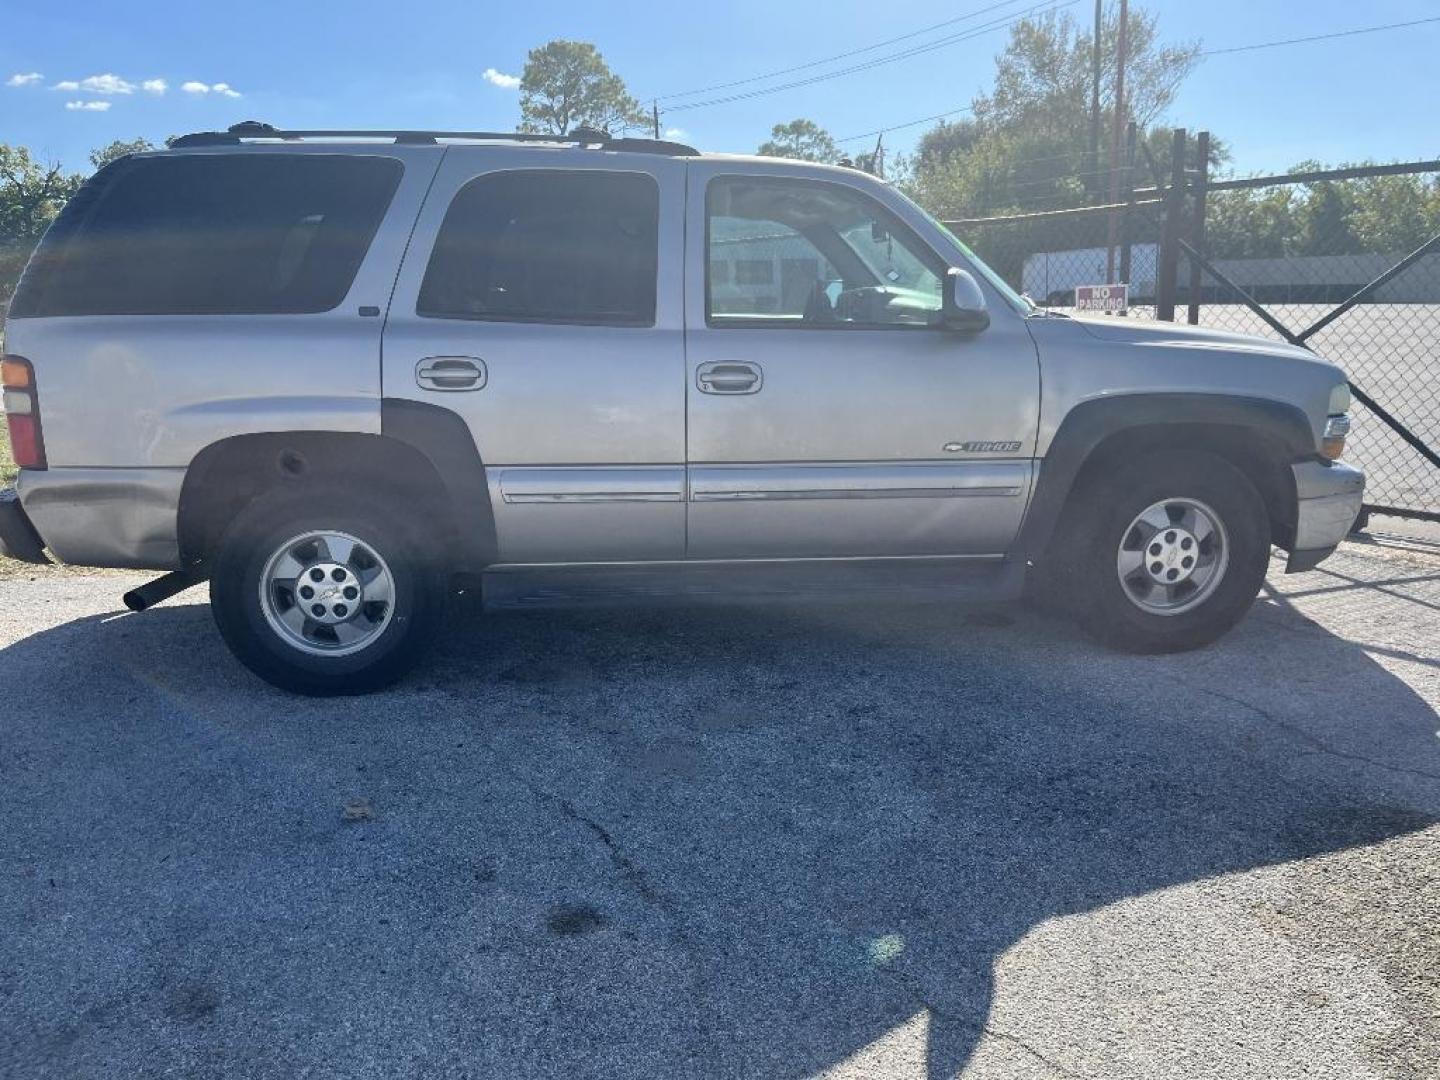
[[1155, 127, 1187, 322], [1186, 130, 1210, 324], [1118, 121, 1138, 296]]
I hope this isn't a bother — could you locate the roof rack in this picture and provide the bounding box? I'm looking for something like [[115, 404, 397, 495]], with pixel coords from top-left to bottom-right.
[[169, 121, 700, 156]]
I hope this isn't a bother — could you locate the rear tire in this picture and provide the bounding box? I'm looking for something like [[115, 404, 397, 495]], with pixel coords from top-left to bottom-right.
[[1065, 450, 1270, 653], [209, 487, 446, 694]]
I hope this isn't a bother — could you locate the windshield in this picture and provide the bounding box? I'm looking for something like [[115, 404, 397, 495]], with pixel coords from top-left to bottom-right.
[[902, 196, 1033, 313]]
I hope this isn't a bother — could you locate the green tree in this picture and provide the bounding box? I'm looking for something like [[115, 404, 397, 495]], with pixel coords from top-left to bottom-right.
[[904, 4, 1203, 218], [0, 145, 83, 306], [756, 119, 840, 164], [89, 137, 159, 171], [1347, 173, 1440, 253], [1204, 186, 1299, 260], [975, 7, 1199, 138], [518, 40, 647, 136]]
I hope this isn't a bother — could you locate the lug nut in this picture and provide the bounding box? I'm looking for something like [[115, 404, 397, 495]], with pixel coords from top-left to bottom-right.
[[332, 568, 347, 581], [310, 568, 325, 582], [299, 585, 314, 600], [334, 603, 348, 618], [311, 603, 326, 617], [343, 586, 358, 600]]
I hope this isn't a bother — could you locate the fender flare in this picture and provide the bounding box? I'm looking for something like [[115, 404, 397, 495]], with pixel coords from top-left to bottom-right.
[[1015, 393, 1314, 563], [177, 401, 499, 569], [380, 398, 498, 568]]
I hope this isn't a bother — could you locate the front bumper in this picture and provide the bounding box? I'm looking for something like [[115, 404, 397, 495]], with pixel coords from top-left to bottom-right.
[[0, 487, 49, 564], [1285, 460, 1364, 572]]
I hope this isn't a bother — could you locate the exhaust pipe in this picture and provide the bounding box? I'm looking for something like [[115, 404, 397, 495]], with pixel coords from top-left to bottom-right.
[[122, 569, 205, 613]]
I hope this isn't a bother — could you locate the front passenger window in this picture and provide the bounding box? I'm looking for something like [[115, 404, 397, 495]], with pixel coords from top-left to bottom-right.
[[706, 176, 943, 328]]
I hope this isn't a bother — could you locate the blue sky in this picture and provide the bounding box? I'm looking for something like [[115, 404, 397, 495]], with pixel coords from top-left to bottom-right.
[[3, 0, 1437, 176]]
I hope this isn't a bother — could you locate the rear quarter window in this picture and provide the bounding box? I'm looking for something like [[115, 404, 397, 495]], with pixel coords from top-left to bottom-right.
[[10, 153, 402, 317], [417, 169, 659, 327]]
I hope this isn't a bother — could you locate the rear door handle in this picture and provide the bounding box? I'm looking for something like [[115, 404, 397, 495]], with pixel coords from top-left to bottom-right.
[[416, 356, 486, 391], [697, 361, 763, 395]]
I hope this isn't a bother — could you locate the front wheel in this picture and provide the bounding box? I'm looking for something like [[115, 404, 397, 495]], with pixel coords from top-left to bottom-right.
[[209, 487, 447, 694], [1067, 451, 1271, 653]]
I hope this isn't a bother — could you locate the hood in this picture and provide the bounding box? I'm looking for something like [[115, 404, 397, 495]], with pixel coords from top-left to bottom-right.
[[1066, 313, 1326, 366]]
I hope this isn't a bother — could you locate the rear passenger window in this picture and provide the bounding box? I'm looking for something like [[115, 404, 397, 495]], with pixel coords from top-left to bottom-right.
[[11, 153, 401, 317], [418, 170, 658, 327]]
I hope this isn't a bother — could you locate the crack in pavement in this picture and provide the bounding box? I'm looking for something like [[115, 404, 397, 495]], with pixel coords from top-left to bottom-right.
[[880, 967, 1084, 1079], [491, 754, 688, 928], [1192, 684, 1440, 784]]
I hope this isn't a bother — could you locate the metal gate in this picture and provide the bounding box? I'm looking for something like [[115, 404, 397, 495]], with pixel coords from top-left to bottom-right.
[[949, 132, 1440, 524]]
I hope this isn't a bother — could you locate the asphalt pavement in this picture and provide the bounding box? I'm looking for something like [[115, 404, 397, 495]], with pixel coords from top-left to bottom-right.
[[1, 536, 1437, 1079]]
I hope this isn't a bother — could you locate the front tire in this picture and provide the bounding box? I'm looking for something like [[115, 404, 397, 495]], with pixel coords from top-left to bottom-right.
[[209, 487, 446, 694], [1067, 451, 1271, 653]]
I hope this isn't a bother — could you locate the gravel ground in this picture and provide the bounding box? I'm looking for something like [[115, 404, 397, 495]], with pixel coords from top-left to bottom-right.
[[1, 538, 1437, 1079]]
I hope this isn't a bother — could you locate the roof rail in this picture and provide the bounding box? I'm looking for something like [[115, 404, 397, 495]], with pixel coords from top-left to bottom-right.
[[168, 121, 700, 156]]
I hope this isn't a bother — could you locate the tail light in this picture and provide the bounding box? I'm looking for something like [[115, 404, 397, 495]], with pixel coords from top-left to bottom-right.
[[2, 356, 46, 470]]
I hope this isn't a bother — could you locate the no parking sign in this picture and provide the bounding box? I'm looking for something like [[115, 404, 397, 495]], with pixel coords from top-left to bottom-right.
[[1075, 283, 1129, 314]]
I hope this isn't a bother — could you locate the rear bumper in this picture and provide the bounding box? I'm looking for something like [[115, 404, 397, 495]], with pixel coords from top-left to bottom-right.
[[1285, 460, 1364, 572], [15, 467, 184, 570], [0, 487, 49, 564]]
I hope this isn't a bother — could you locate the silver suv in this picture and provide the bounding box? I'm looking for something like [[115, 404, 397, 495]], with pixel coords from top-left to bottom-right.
[[0, 124, 1363, 693]]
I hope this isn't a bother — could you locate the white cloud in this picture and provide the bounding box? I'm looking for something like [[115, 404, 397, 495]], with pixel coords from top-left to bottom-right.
[[182, 80, 242, 97], [6, 72, 43, 87], [78, 73, 135, 94], [53, 79, 79, 91], [65, 100, 112, 111], [142, 78, 167, 95], [664, 127, 688, 140], [483, 67, 521, 90]]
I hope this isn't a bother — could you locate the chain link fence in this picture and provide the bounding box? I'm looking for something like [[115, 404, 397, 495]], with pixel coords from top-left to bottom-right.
[[949, 141, 1440, 524]]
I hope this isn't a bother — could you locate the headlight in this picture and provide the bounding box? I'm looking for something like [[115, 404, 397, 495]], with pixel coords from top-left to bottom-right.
[[1322, 412, 1351, 460]]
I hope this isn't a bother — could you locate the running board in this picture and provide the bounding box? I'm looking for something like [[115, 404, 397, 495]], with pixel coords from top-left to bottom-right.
[[481, 557, 1025, 612]]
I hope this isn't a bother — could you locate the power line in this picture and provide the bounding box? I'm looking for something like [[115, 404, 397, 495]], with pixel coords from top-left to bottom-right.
[[655, 0, 1032, 103], [664, 0, 1078, 113], [1202, 15, 1440, 56], [836, 105, 975, 144], [813, 13, 1440, 162]]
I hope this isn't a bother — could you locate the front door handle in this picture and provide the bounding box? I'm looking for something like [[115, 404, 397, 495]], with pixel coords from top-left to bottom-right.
[[696, 361, 763, 395], [416, 356, 486, 391]]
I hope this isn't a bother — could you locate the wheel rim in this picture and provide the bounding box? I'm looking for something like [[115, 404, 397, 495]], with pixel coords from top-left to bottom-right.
[[1114, 497, 1229, 616], [259, 530, 396, 657]]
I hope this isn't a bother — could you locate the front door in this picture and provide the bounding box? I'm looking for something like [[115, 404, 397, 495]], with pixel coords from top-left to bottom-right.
[[684, 165, 1040, 559], [383, 150, 687, 563]]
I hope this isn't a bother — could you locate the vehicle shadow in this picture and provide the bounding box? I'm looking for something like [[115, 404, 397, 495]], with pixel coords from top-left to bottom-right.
[[1, 572, 1437, 1078]]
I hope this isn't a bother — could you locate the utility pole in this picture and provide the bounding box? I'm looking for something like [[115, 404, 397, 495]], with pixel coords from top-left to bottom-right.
[[652, 101, 661, 140], [872, 133, 885, 179], [1104, 0, 1129, 282], [1088, 0, 1102, 197]]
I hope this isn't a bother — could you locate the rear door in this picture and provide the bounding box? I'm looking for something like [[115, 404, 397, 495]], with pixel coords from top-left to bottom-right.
[[684, 163, 1040, 559], [383, 149, 687, 564]]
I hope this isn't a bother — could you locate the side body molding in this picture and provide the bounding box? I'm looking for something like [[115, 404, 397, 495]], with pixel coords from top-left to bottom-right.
[[1015, 392, 1315, 564]]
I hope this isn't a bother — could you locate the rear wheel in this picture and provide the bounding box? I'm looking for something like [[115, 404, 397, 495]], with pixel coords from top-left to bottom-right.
[[209, 487, 446, 694], [1066, 451, 1271, 653]]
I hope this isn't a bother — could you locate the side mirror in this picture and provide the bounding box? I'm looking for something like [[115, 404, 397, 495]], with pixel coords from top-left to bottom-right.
[[941, 266, 990, 333]]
